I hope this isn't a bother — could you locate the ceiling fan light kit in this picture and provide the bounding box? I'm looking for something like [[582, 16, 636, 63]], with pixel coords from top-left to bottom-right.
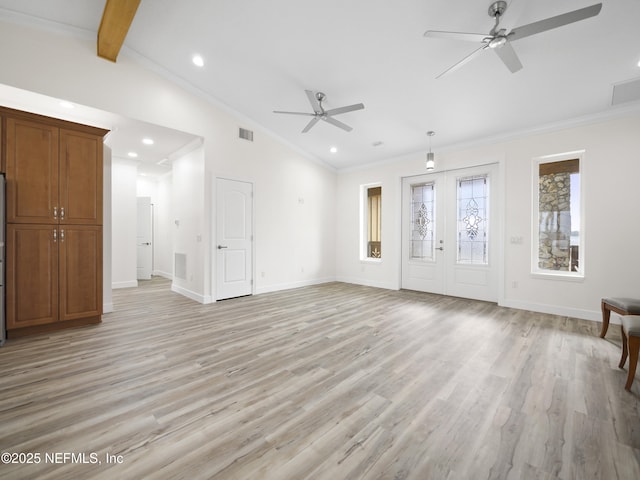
[[273, 90, 365, 133], [424, 1, 603, 79]]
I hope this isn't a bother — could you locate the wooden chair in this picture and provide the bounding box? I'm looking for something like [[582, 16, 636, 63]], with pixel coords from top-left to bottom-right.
[[619, 315, 640, 391], [600, 297, 640, 338]]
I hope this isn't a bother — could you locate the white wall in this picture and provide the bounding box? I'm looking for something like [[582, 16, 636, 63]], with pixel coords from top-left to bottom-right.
[[154, 172, 173, 279], [103, 146, 113, 312], [111, 159, 138, 288], [136, 173, 174, 280], [336, 113, 640, 322], [171, 145, 206, 301], [0, 19, 337, 303]]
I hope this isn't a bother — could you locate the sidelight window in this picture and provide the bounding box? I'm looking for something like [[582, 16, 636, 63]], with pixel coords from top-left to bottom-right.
[[361, 185, 382, 260]]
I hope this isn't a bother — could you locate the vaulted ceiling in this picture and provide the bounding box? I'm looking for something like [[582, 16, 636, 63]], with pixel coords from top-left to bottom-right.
[[0, 0, 639, 171]]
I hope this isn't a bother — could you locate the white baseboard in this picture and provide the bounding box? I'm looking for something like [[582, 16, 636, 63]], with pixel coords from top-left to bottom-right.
[[153, 270, 173, 280], [334, 276, 398, 291], [171, 283, 210, 304], [254, 277, 336, 295], [499, 299, 608, 324], [112, 280, 138, 289]]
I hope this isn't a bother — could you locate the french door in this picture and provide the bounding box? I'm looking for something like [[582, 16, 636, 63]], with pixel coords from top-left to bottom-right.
[[401, 164, 499, 302]]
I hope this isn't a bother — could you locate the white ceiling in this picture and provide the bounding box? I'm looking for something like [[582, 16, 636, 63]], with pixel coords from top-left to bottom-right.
[[0, 0, 639, 171]]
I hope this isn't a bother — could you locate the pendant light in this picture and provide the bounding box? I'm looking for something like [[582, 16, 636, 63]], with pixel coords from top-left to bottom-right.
[[426, 131, 435, 171]]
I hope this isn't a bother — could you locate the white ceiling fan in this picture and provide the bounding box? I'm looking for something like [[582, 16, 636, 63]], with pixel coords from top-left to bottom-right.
[[273, 90, 365, 133], [424, 1, 603, 79]]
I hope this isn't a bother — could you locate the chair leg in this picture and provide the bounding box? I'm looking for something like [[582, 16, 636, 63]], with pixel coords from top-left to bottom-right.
[[601, 301, 611, 338], [619, 325, 628, 368], [625, 335, 640, 391]]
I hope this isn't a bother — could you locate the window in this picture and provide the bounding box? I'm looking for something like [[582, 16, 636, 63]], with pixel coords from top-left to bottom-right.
[[362, 185, 382, 259], [534, 153, 582, 275], [457, 175, 489, 265]]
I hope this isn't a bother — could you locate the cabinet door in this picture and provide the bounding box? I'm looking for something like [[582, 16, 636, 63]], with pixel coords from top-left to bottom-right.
[[5, 118, 59, 224], [6, 224, 59, 328], [59, 129, 103, 225], [59, 226, 103, 322]]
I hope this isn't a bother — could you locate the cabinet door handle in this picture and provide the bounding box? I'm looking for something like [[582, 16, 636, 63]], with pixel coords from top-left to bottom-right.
[[53, 229, 57, 243], [53, 207, 58, 219], [60, 229, 65, 242], [60, 207, 65, 219]]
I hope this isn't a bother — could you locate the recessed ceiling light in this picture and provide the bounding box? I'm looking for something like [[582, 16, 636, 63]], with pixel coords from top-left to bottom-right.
[[330, 146, 338, 154], [637, 58, 640, 67], [192, 54, 204, 67], [128, 152, 138, 158], [59, 100, 74, 109], [142, 138, 154, 145]]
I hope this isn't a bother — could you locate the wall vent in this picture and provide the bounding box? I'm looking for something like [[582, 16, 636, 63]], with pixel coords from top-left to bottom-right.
[[612, 77, 640, 106], [239, 127, 254, 142], [175, 253, 187, 280]]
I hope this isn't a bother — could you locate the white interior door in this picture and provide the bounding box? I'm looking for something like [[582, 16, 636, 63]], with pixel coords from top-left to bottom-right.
[[136, 196, 152, 280], [402, 164, 499, 302], [216, 178, 253, 300]]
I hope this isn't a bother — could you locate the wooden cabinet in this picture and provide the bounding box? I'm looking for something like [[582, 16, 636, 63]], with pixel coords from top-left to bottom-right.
[[59, 129, 103, 225], [5, 119, 103, 225], [59, 226, 103, 322], [5, 118, 59, 224], [2, 106, 108, 338], [5, 225, 103, 329], [6, 224, 59, 328]]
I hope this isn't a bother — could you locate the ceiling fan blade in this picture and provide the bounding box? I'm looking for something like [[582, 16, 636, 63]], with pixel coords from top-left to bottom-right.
[[305, 89, 322, 114], [509, 3, 602, 42], [424, 30, 488, 43], [435, 44, 488, 79], [301, 117, 320, 133], [324, 103, 365, 116], [322, 116, 353, 132], [273, 110, 315, 116], [493, 41, 523, 73]]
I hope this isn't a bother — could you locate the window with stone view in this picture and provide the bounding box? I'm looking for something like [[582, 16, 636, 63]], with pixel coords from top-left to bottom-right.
[[537, 158, 580, 272]]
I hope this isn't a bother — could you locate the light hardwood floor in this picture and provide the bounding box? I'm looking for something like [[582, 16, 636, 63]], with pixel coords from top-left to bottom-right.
[[0, 277, 638, 479]]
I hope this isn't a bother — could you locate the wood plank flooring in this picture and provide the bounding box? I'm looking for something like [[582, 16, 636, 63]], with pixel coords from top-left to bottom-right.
[[0, 277, 639, 479]]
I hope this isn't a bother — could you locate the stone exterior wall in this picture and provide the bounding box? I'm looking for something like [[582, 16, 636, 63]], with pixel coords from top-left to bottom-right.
[[538, 172, 571, 270]]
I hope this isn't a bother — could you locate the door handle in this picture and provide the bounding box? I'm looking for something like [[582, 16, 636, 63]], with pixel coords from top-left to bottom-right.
[[143, 242, 151, 245], [217, 245, 228, 249], [436, 247, 444, 251]]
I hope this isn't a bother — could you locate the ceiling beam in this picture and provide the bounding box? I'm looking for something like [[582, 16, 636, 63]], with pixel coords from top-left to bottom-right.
[[97, 0, 141, 62]]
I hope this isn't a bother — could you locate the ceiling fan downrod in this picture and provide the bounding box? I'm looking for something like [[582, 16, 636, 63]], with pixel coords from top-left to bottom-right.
[[488, 1, 508, 48]]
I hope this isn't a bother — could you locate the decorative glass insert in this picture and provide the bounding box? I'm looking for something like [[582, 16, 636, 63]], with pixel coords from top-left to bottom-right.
[[537, 158, 580, 272], [410, 182, 435, 260], [457, 175, 489, 264]]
